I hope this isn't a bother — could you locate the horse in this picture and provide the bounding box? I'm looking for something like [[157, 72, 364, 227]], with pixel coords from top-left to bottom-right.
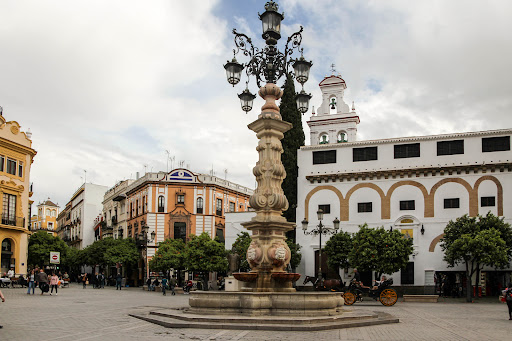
[[303, 275, 345, 292]]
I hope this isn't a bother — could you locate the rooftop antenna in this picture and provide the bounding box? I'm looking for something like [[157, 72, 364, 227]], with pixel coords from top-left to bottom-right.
[[224, 169, 228, 180], [166, 150, 170, 172], [84, 170, 87, 184], [144, 164, 148, 174]]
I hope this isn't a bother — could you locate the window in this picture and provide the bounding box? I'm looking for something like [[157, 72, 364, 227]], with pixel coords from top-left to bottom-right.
[[481, 196, 495, 207], [46, 209, 50, 216], [158, 196, 165, 212], [136, 200, 139, 216], [174, 222, 186, 243], [2, 193, 16, 225], [401, 262, 414, 285], [400, 200, 415, 210], [177, 194, 185, 204], [216, 198, 223, 216], [358, 202, 372, 213], [48, 222, 53, 230], [0, 156, 4, 172], [18, 161, 23, 177], [437, 140, 464, 156], [6, 158, 16, 175], [216, 228, 225, 244], [337, 132, 347, 143], [229, 202, 235, 213], [318, 204, 330, 214], [197, 198, 203, 214], [142, 196, 146, 214], [394, 143, 420, 159], [444, 198, 460, 209], [319, 134, 329, 144], [313, 150, 336, 165], [353, 146, 378, 162], [482, 136, 510, 152], [130, 203, 133, 218]]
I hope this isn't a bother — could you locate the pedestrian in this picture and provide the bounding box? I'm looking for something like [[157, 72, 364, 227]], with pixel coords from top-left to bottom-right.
[[0, 288, 5, 329], [161, 277, 168, 296], [170, 276, 177, 296], [49, 272, 59, 295], [146, 277, 153, 291], [185, 279, 193, 294], [100, 272, 105, 288], [27, 269, 35, 295], [82, 274, 88, 289], [116, 272, 123, 290], [36, 269, 49, 295], [503, 283, 512, 320]]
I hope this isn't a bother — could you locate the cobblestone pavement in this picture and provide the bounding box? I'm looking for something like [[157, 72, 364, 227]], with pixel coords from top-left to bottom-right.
[[0, 284, 510, 340]]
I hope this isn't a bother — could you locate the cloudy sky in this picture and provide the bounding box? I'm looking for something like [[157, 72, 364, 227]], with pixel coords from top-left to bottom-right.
[[1, 0, 511, 210]]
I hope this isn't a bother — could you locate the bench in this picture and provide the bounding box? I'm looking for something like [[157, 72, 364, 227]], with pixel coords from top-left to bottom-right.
[[403, 294, 439, 303]]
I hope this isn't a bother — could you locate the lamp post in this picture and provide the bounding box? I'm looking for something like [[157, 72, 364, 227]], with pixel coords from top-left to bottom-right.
[[138, 225, 156, 286], [301, 209, 340, 285]]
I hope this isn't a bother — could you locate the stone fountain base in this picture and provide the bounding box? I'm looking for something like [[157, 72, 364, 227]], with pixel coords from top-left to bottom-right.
[[187, 291, 344, 316]]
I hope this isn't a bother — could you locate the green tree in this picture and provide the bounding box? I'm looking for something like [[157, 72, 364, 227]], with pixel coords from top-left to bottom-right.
[[441, 214, 512, 302], [349, 224, 414, 279], [231, 232, 252, 272], [149, 238, 186, 274], [280, 73, 305, 225], [286, 238, 302, 271], [324, 231, 353, 272], [62, 247, 83, 273], [81, 238, 117, 267], [184, 233, 228, 290], [104, 238, 139, 267], [28, 231, 68, 268]]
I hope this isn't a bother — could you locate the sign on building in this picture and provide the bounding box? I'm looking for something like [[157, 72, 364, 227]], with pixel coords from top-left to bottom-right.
[[50, 251, 60, 264]]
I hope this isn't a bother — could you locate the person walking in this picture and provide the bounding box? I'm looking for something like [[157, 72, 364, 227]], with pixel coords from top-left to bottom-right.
[[170, 276, 177, 296], [82, 274, 88, 289], [161, 277, 168, 296], [27, 270, 35, 295], [116, 272, 122, 290], [503, 283, 512, 320], [0, 289, 5, 329], [36, 269, 49, 295], [49, 273, 59, 296]]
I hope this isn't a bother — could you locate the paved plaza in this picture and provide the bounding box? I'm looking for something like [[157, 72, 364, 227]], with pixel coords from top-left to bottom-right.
[[0, 284, 510, 340]]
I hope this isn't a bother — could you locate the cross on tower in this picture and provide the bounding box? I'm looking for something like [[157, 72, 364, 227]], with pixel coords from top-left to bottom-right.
[[330, 63, 336, 75]]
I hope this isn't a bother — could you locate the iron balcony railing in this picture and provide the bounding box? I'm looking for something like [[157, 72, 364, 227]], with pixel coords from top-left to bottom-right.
[[1, 214, 25, 228]]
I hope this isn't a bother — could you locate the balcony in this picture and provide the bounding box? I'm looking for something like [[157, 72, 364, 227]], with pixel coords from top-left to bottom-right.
[[112, 216, 118, 225], [1, 214, 25, 228]]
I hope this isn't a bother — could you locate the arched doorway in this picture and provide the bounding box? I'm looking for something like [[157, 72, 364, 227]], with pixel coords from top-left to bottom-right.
[[1, 238, 14, 274]]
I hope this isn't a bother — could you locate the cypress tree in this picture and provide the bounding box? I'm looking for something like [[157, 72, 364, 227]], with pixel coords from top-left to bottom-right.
[[280, 73, 305, 227]]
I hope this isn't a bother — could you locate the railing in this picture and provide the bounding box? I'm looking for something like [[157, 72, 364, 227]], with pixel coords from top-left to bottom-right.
[[1, 214, 25, 228]]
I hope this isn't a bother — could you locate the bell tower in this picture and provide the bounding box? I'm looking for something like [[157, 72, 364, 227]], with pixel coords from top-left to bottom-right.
[[307, 69, 360, 145]]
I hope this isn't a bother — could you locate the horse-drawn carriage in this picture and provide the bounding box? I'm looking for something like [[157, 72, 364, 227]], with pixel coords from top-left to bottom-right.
[[303, 276, 398, 307]]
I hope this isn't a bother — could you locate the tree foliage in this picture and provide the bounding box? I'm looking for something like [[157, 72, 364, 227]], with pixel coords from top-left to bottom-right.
[[81, 238, 117, 266], [441, 213, 512, 302], [280, 73, 305, 223], [183, 233, 228, 273], [231, 232, 252, 272], [286, 238, 302, 270], [149, 238, 186, 272], [103, 238, 139, 267], [28, 231, 68, 267], [324, 231, 353, 270], [349, 224, 414, 277]]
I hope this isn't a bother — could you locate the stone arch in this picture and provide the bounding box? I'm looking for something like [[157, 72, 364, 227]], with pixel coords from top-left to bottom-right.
[[473, 175, 503, 216], [429, 233, 445, 252], [429, 178, 475, 216], [345, 183, 386, 220], [386, 181, 429, 219], [304, 186, 344, 221], [1, 237, 17, 273]]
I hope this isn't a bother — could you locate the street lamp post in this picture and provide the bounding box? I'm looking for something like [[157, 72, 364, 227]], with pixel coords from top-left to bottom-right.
[[138, 225, 156, 286], [301, 209, 340, 285]]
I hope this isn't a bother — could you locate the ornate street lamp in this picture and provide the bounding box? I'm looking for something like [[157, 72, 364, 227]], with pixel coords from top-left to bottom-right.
[[302, 209, 340, 285], [224, 0, 312, 114]]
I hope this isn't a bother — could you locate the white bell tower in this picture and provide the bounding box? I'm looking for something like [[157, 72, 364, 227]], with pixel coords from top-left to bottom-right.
[[307, 70, 359, 145]]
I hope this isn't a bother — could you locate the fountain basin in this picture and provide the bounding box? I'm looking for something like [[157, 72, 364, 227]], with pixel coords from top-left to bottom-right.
[[271, 272, 301, 282], [233, 272, 258, 282]]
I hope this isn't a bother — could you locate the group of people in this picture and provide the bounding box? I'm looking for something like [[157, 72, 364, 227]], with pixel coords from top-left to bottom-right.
[[80, 272, 106, 289], [25, 268, 69, 295], [146, 276, 178, 296]]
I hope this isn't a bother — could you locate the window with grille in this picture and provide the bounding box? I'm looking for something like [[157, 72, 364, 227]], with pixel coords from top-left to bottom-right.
[[481, 196, 495, 207], [2, 193, 16, 225], [197, 198, 203, 214], [177, 194, 185, 204], [400, 200, 415, 210], [482, 136, 510, 152], [444, 198, 460, 209], [353, 146, 378, 162], [437, 140, 464, 156], [358, 202, 373, 213], [158, 196, 165, 213], [394, 143, 420, 159], [229, 202, 235, 212], [312, 150, 336, 164]]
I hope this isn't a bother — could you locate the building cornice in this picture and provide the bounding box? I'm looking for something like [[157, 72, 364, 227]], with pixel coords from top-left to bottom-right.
[[306, 163, 512, 183], [0, 137, 37, 157], [301, 128, 512, 151]]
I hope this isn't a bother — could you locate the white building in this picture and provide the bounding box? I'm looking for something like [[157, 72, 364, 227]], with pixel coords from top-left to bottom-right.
[[296, 74, 512, 295], [68, 183, 108, 249], [102, 179, 135, 240]]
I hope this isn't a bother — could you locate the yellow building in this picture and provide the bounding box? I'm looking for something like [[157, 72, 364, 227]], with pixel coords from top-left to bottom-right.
[[30, 199, 60, 236], [0, 109, 36, 276]]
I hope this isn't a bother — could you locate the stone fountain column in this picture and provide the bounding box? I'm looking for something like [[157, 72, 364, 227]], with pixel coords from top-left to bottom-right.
[[237, 83, 298, 292]]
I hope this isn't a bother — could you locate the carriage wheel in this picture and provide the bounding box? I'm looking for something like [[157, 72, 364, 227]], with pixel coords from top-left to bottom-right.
[[343, 292, 356, 305], [379, 288, 398, 306]]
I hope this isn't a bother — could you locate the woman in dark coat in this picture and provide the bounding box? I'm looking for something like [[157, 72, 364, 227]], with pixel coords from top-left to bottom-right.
[[503, 283, 512, 320]]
